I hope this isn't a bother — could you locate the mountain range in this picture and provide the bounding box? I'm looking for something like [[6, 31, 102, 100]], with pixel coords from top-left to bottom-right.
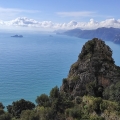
[[57, 27, 120, 44]]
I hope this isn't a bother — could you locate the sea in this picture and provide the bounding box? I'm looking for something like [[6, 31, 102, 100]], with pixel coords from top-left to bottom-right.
[[0, 32, 120, 108]]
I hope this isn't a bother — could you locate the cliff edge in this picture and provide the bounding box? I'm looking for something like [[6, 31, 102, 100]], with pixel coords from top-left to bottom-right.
[[61, 38, 120, 101]]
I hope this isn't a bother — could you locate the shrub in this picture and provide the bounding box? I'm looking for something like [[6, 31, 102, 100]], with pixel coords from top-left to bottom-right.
[[7, 99, 35, 118], [66, 106, 82, 119], [62, 78, 68, 84], [75, 96, 82, 104], [50, 86, 60, 100], [36, 94, 50, 107], [0, 103, 5, 109], [0, 112, 12, 120], [90, 115, 105, 120], [20, 110, 39, 120]]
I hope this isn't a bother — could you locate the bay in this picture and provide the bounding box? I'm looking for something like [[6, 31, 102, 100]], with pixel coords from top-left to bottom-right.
[[0, 32, 119, 107]]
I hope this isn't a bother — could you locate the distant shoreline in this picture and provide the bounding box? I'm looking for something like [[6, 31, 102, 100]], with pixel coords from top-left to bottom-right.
[[56, 27, 120, 45]]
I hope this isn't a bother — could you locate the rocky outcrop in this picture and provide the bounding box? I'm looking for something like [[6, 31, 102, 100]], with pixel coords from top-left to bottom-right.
[[61, 38, 120, 101]]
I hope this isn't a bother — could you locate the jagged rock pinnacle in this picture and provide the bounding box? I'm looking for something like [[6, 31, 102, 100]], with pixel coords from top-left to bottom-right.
[[61, 38, 120, 101]]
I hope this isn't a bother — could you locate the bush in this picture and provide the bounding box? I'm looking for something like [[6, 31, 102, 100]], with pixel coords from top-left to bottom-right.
[[7, 99, 35, 118], [0, 103, 5, 109], [92, 97, 102, 112], [66, 106, 82, 119], [0, 109, 4, 115], [50, 86, 60, 100], [20, 110, 39, 120], [100, 101, 108, 112], [36, 94, 50, 107], [35, 106, 55, 120], [62, 78, 68, 84], [90, 115, 105, 120], [0, 112, 12, 120], [70, 108, 81, 119]]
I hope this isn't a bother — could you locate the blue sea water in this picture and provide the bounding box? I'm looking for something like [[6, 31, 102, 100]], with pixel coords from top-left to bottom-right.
[[0, 32, 119, 108]]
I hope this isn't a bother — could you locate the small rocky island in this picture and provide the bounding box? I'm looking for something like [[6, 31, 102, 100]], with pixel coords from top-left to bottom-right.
[[11, 35, 23, 37]]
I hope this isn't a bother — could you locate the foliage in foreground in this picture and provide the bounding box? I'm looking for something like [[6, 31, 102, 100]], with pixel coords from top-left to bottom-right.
[[0, 85, 120, 120]]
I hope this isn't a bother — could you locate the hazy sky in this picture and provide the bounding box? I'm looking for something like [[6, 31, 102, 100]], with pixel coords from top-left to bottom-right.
[[0, 0, 120, 31]]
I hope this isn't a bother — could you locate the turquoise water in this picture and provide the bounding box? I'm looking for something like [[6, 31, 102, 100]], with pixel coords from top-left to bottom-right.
[[0, 32, 119, 107]]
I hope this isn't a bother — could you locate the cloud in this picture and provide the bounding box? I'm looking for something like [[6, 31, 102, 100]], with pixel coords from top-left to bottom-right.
[[5, 17, 39, 26], [0, 7, 39, 13], [56, 11, 96, 17], [0, 7, 40, 20], [59, 18, 120, 30], [0, 17, 120, 31]]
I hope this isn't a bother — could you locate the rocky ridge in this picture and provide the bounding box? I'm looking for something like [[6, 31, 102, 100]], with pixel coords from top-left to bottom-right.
[[61, 38, 120, 101], [60, 27, 120, 44]]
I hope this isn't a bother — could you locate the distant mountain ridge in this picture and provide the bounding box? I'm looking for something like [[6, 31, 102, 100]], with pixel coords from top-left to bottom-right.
[[58, 27, 120, 44]]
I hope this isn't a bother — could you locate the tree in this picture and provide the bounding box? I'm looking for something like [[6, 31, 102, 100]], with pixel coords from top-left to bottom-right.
[[20, 110, 39, 120], [50, 86, 73, 115], [36, 94, 50, 107], [0, 113, 11, 120], [0, 103, 11, 120], [7, 99, 35, 118], [50, 86, 60, 100], [0, 102, 5, 116], [0, 103, 5, 109]]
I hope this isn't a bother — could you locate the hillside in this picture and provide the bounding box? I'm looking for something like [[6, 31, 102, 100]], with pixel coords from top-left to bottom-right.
[[59, 27, 120, 44]]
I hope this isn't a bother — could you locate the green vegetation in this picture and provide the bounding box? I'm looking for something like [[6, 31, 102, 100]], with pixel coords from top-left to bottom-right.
[[7, 99, 35, 118], [103, 81, 120, 101], [0, 89, 120, 120], [36, 94, 50, 107]]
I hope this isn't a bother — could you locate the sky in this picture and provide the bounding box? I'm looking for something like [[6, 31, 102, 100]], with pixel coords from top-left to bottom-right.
[[0, 0, 120, 31]]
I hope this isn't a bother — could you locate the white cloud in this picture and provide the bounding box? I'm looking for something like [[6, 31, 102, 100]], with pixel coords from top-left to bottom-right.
[[0, 7, 39, 13], [56, 11, 96, 17], [0, 17, 120, 31], [0, 7, 40, 20]]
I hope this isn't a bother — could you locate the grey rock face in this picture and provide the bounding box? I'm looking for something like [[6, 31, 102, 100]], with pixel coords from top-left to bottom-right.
[[61, 38, 120, 101]]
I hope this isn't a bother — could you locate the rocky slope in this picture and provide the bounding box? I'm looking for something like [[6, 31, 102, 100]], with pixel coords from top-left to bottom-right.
[[61, 38, 120, 101]]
